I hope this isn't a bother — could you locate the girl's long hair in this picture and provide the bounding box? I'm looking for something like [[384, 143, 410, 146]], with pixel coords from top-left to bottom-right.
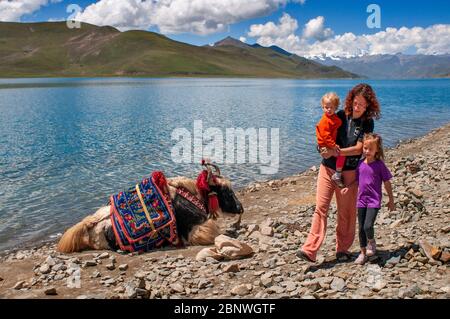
[[363, 133, 385, 160]]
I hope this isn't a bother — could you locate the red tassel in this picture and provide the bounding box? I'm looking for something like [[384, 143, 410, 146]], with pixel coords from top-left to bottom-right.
[[208, 193, 219, 214], [197, 170, 220, 216], [196, 170, 210, 193], [152, 171, 168, 194]]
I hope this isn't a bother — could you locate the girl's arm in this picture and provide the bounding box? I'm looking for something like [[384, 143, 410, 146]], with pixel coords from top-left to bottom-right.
[[384, 180, 395, 211], [340, 179, 358, 195]]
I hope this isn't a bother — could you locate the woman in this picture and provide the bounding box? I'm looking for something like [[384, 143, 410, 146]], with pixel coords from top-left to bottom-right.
[[297, 83, 381, 262]]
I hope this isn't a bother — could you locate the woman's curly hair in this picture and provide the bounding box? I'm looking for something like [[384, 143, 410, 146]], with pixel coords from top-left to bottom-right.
[[344, 83, 381, 120]]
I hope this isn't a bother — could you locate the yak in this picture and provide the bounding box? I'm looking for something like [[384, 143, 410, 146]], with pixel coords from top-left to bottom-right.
[[57, 160, 244, 253]]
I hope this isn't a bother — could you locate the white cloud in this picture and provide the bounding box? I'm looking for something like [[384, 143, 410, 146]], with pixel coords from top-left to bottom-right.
[[248, 13, 303, 49], [239, 36, 247, 43], [248, 13, 298, 38], [0, 0, 61, 22], [248, 14, 450, 58], [303, 16, 333, 41], [74, 0, 305, 34]]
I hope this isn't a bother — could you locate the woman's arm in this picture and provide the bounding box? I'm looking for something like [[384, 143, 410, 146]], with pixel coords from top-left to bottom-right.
[[338, 141, 364, 157], [320, 147, 338, 159]]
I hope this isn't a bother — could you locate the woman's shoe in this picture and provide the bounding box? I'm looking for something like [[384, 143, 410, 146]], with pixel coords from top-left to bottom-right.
[[366, 240, 377, 257], [296, 250, 315, 263], [336, 251, 352, 262], [354, 253, 368, 265]]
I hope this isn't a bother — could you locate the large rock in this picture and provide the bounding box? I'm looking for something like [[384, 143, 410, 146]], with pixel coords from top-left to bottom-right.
[[196, 235, 254, 261], [196, 248, 224, 262]]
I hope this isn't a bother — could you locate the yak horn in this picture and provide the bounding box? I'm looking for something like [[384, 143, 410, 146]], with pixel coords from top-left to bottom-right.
[[210, 163, 221, 176], [202, 159, 221, 177], [201, 159, 212, 183]]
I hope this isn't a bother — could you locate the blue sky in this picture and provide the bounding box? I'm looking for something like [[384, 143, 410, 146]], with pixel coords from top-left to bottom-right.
[[4, 0, 450, 57]]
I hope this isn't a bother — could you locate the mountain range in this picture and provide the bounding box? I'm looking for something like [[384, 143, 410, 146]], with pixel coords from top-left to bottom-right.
[[312, 53, 450, 79], [0, 22, 356, 79]]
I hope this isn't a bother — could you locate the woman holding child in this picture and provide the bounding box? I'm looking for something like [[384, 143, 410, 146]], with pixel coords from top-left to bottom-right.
[[297, 83, 391, 263]]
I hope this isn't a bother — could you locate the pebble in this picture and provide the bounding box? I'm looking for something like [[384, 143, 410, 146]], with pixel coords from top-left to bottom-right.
[[261, 226, 274, 237], [44, 287, 57, 295], [231, 284, 252, 296], [399, 285, 422, 299], [13, 281, 26, 290], [118, 264, 129, 271], [170, 283, 185, 293], [98, 252, 110, 259], [198, 279, 210, 289], [106, 263, 116, 270], [372, 280, 387, 292], [330, 277, 346, 292], [39, 264, 51, 274], [223, 263, 240, 273], [84, 260, 97, 267], [125, 283, 137, 299]]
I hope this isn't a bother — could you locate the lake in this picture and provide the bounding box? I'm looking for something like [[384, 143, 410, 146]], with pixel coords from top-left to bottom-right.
[[0, 78, 449, 251]]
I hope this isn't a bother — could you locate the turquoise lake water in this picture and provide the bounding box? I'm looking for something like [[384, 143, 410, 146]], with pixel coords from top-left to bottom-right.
[[0, 78, 449, 251]]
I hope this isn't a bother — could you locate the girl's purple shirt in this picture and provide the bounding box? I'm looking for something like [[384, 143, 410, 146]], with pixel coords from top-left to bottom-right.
[[356, 159, 392, 208]]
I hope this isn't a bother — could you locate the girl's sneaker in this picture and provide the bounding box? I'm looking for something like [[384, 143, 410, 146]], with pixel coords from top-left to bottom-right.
[[354, 253, 368, 265], [366, 240, 377, 257]]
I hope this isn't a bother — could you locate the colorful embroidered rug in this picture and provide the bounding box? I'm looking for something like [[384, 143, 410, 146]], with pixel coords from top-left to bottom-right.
[[110, 173, 180, 253]]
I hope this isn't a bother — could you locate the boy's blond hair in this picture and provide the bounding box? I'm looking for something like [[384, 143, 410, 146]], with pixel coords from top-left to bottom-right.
[[321, 92, 340, 109]]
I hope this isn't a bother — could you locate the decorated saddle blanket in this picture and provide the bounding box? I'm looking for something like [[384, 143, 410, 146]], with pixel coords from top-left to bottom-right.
[[110, 172, 180, 253]]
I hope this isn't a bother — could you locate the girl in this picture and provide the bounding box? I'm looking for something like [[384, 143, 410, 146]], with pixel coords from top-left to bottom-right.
[[341, 133, 395, 265]]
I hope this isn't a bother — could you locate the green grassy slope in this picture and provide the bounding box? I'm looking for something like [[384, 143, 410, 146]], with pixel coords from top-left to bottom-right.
[[0, 22, 358, 78]]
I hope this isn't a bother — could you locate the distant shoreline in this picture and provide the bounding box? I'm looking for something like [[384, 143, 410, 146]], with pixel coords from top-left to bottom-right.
[[1, 76, 449, 81], [0, 74, 361, 80]]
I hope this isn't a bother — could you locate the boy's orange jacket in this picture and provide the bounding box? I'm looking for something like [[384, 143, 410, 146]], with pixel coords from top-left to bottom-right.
[[316, 113, 342, 148]]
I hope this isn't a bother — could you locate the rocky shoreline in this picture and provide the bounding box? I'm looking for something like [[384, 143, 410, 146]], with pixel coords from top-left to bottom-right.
[[0, 123, 449, 299]]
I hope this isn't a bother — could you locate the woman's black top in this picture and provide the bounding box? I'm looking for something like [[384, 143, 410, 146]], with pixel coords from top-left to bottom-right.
[[322, 110, 374, 171]]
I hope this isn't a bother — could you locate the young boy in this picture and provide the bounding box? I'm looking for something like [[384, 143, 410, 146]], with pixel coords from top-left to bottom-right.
[[316, 92, 345, 187]]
